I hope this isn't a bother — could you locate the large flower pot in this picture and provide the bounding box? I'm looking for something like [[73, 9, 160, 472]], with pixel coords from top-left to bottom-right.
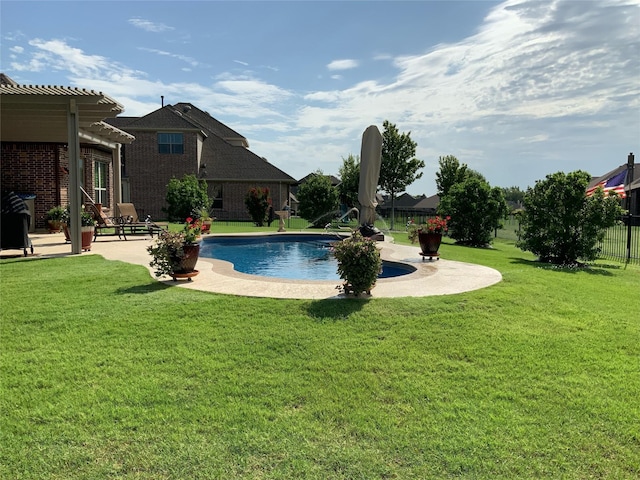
[[81, 226, 94, 251], [201, 220, 212, 234], [171, 243, 200, 281], [418, 232, 442, 260]]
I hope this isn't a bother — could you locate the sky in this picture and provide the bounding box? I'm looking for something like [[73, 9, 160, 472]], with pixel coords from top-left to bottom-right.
[[2, 0, 639, 196]]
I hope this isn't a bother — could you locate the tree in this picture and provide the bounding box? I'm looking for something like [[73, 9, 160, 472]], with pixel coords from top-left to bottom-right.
[[297, 171, 340, 227], [245, 186, 271, 226], [164, 174, 210, 222], [435, 155, 468, 197], [516, 171, 624, 265], [379, 120, 425, 230], [501, 186, 525, 206], [438, 176, 508, 246], [337, 154, 360, 207]]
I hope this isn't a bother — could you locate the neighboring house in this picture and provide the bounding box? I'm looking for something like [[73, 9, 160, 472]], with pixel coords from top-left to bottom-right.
[[378, 193, 432, 219], [0, 74, 134, 231], [105, 103, 296, 221]]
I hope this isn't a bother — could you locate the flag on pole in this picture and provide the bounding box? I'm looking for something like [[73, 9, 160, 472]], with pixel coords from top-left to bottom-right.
[[586, 170, 627, 198]]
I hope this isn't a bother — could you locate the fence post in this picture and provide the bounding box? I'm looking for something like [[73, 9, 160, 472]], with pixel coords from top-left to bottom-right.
[[626, 153, 635, 262]]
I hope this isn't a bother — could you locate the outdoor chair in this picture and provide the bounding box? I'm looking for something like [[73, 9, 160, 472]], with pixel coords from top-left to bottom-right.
[[87, 203, 127, 241], [116, 203, 167, 237]]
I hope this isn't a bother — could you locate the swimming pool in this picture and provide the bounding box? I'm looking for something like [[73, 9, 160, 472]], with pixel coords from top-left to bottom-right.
[[200, 234, 416, 281]]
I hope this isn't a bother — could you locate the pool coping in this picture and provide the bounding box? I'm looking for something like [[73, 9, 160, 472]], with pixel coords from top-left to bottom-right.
[[4, 231, 503, 300]]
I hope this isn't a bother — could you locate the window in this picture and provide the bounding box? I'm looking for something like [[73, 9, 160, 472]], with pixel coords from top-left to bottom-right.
[[211, 185, 223, 209], [94, 162, 108, 205], [158, 133, 184, 154]]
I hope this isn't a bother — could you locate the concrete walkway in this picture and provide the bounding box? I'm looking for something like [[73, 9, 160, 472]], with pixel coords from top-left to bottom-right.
[[1, 232, 502, 300]]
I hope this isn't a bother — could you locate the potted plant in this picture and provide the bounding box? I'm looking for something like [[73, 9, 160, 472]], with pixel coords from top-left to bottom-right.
[[192, 206, 214, 234], [408, 215, 450, 260], [332, 231, 382, 296], [46, 205, 66, 233], [80, 210, 97, 251], [147, 217, 202, 281]]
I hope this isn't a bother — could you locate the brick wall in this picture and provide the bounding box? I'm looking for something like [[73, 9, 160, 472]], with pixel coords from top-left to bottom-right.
[[210, 181, 291, 221], [1, 142, 114, 229], [124, 131, 199, 221]]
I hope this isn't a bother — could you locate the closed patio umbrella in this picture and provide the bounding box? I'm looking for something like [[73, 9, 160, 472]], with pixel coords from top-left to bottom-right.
[[358, 125, 383, 229]]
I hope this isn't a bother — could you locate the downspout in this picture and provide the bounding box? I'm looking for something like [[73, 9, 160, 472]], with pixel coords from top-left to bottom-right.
[[113, 143, 122, 206]]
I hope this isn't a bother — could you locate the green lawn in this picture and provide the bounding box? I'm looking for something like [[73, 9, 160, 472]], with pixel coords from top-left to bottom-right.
[[1, 233, 639, 479]]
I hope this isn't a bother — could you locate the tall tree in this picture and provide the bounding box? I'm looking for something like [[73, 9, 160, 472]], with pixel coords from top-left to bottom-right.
[[379, 120, 425, 229], [337, 154, 360, 208], [435, 155, 468, 197]]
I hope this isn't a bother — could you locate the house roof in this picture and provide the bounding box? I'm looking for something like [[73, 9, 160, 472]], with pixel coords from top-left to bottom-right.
[[588, 164, 639, 192], [298, 173, 341, 186], [106, 103, 295, 183], [0, 76, 134, 145]]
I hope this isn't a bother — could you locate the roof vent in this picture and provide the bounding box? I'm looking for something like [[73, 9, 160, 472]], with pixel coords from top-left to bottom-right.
[[183, 105, 192, 113]]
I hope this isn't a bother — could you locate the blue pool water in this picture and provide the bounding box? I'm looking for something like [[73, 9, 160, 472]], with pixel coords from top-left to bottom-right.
[[200, 235, 415, 281]]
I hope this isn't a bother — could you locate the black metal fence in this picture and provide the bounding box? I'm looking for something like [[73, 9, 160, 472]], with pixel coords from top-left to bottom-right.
[[492, 214, 640, 265]]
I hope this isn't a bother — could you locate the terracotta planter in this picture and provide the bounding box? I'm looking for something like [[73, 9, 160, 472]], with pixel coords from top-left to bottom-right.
[[418, 231, 442, 259], [81, 226, 94, 251], [201, 220, 212, 234], [48, 220, 64, 233]]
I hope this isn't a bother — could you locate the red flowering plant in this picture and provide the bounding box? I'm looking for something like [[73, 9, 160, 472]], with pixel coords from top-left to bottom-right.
[[183, 217, 203, 244], [408, 216, 450, 243]]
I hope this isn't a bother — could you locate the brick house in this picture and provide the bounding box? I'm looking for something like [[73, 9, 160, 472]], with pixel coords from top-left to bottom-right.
[[0, 74, 134, 233], [105, 103, 296, 221]]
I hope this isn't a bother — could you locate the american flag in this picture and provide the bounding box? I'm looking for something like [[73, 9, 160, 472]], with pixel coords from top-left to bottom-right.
[[586, 170, 627, 198]]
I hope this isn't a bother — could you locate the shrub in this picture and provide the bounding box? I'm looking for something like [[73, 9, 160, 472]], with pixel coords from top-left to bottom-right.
[[164, 174, 211, 222], [333, 231, 382, 295], [297, 171, 339, 227], [438, 176, 508, 246], [245, 187, 271, 226], [517, 170, 624, 265]]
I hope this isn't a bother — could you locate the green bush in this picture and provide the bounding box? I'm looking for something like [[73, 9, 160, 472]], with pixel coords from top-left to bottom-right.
[[297, 171, 339, 227], [438, 176, 508, 246], [517, 170, 624, 265], [333, 231, 382, 295], [164, 174, 210, 222]]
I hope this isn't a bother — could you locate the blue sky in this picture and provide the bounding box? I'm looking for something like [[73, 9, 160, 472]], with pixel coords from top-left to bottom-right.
[[2, 0, 639, 196]]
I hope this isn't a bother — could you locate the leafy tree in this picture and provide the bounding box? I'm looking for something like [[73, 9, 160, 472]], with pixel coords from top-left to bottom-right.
[[435, 155, 468, 197], [438, 176, 508, 246], [501, 186, 526, 206], [164, 174, 210, 222], [516, 170, 624, 265], [245, 186, 271, 227], [297, 171, 340, 227], [379, 120, 425, 229], [337, 154, 360, 207]]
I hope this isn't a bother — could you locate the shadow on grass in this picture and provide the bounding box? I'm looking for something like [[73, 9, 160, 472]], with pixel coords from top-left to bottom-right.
[[116, 282, 173, 295], [307, 298, 368, 321], [509, 257, 619, 276]]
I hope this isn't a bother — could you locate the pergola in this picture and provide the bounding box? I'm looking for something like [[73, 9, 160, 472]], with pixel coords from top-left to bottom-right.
[[0, 83, 134, 253]]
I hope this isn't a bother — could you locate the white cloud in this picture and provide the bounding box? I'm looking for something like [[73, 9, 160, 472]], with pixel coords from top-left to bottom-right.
[[128, 18, 174, 33], [327, 59, 359, 71], [138, 47, 200, 68], [10, 46, 24, 53]]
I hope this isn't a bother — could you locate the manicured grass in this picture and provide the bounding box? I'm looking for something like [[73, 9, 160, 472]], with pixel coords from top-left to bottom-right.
[[1, 235, 639, 479]]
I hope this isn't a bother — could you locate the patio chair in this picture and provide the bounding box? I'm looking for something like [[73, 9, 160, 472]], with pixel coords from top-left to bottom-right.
[[116, 203, 167, 237], [87, 203, 127, 241]]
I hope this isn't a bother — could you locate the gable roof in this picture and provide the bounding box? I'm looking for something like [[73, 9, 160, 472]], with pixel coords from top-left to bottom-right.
[[105, 103, 295, 183]]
